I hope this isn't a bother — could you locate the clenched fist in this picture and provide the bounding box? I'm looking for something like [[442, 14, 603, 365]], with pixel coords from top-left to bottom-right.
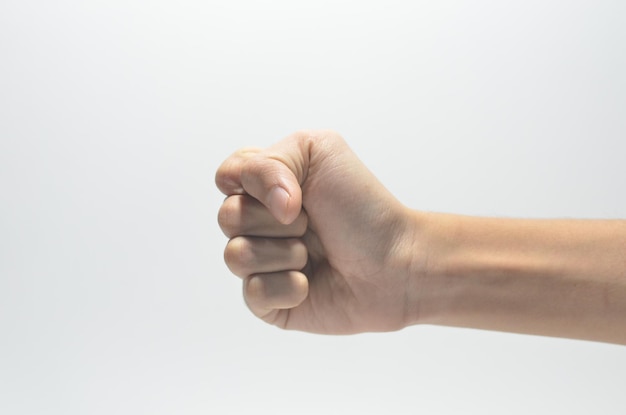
[[216, 131, 420, 334]]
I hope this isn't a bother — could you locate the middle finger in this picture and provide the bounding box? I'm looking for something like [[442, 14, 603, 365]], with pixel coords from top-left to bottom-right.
[[218, 194, 308, 238]]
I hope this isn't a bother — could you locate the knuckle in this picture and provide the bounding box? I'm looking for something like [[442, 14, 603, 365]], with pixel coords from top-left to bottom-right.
[[224, 237, 253, 276], [243, 276, 267, 310], [214, 164, 232, 191], [217, 196, 242, 237]]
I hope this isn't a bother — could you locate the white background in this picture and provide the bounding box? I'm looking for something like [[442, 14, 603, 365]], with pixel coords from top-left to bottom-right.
[[1, 1, 625, 414]]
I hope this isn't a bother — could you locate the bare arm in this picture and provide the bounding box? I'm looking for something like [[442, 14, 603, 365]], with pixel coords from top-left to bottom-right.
[[407, 213, 626, 344]]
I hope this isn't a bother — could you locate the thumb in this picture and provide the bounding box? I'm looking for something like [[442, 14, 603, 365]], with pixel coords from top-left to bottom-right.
[[240, 134, 310, 225]]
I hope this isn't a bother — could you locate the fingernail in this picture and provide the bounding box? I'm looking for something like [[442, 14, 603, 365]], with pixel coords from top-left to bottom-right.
[[267, 186, 290, 224]]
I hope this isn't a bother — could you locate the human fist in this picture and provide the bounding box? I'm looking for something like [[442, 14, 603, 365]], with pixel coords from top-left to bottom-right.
[[216, 131, 418, 334]]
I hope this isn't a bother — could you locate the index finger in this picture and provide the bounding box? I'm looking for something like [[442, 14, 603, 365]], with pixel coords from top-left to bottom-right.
[[215, 147, 261, 196]]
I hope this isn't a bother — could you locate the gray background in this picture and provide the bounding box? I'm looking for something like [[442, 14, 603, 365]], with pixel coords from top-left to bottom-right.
[[1, 1, 625, 414]]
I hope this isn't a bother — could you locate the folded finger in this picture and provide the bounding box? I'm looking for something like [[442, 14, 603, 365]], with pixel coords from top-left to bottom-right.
[[215, 147, 262, 196], [218, 194, 308, 238], [243, 271, 309, 318], [224, 236, 308, 278]]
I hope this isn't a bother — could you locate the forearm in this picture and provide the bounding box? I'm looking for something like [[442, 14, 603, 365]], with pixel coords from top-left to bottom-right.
[[408, 212, 626, 344]]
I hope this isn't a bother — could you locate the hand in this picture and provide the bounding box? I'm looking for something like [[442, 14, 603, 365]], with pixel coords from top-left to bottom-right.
[[216, 131, 420, 334]]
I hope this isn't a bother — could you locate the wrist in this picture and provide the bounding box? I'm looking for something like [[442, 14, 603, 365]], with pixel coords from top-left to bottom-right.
[[392, 208, 442, 329], [400, 210, 464, 328]]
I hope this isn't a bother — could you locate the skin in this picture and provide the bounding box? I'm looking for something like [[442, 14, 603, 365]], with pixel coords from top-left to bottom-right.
[[216, 130, 626, 343]]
